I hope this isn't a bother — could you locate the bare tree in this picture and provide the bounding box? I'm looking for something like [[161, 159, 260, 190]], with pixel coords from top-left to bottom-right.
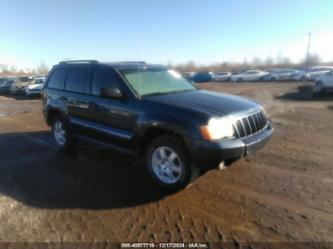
[[0, 64, 9, 73], [304, 54, 321, 67], [36, 61, 49, 75]]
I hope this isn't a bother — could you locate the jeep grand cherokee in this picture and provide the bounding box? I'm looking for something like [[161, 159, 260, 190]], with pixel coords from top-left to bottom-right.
[[42, 60, 273, 190]]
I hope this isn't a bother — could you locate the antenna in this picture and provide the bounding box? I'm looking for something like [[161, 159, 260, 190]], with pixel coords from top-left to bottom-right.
[[306, 32, 311, 66]]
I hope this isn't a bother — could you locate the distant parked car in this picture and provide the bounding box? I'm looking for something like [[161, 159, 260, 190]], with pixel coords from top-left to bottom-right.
[[265, 68, 302, 81], [313, 70, 333, 95], [191, 72, 214, 83], [261, 69, 281, 81], [213, 72, 232, 82], [25, 76, 46, 95], [10, 76, 34, 94], [181, 72, 196, 81], [292, 66, 333, 81], [0, 77, 15, 94], [230, 70, 269, 82]]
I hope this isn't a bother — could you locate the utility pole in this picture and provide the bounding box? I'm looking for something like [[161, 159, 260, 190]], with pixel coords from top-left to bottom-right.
[[306, 32, 311, 66]]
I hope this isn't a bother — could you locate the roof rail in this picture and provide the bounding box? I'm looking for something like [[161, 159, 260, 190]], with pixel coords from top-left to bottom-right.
[[113, 61, 146, 64], [59, 60, 98, 64]]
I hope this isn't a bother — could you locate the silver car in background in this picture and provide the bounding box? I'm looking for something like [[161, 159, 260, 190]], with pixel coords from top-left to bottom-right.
[[313, 70, 333, 95], [230, 70, 269, 82], [267, 68, 302, 81], [213, 72, 232, 81], [292, 66, 333, 81], [25, 76, 46, 95]]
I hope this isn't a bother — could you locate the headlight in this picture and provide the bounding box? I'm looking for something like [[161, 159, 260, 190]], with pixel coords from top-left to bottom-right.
[[200, 117, 235, 141]]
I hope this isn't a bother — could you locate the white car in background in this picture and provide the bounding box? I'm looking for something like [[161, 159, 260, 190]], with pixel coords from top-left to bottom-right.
[[267, 68, 302, 81], [230, 70, 269, 82], [25, 76, 46, 95], [313, 70, 333, 95], [213, 72, 232, 81], [292, 66, 333, 81]]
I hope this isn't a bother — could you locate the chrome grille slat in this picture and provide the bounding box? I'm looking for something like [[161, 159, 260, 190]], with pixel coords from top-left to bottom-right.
[[246, 117, 253, 134], [233, 124, 241, 138], [256, 112, 263, 128], [249, 115, 257, 132], [232, 110, 267, 139], [239, 118, 247, 136], [258, 112, 265, 127]]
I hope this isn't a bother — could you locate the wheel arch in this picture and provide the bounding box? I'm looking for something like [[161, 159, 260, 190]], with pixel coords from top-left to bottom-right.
[[136, 125, 193, 163], [46, 108, 66, 126]]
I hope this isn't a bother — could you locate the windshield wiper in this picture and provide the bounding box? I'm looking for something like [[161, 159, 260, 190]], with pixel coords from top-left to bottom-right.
[[142, 89, 195, 97]]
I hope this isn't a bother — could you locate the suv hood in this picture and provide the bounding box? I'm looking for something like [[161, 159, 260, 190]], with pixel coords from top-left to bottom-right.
[[147, 90, 261, 116]]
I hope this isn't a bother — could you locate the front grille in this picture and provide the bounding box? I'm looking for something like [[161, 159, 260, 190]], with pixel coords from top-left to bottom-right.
[[233, 110, 267, 138]]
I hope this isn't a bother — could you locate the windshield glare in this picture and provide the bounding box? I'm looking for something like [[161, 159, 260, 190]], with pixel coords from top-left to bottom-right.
[[120, 68, 196, 96]]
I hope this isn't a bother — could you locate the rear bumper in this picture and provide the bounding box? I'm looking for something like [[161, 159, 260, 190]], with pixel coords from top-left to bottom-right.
[[191, 124, 273, 168]]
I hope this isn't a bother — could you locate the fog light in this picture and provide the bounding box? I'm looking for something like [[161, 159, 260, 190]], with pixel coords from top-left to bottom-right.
[[219, 161, 226, 170]]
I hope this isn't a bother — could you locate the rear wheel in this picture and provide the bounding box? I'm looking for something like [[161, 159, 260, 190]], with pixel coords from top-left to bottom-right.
[[51, 116, 75, 151], [145, 135, 199, 191]]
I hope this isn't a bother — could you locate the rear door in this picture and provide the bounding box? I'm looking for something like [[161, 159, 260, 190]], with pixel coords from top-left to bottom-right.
[[279, 69, 291, 80], [246, 71, 258, 81], [63, 66, 91, 121]]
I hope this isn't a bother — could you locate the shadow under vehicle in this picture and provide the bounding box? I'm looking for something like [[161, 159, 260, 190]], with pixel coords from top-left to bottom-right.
[[0, 131, 168, 209]]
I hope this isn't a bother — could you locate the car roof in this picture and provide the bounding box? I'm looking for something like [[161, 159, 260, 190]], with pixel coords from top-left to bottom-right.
[[55, 60, 166, 70], [310, 66, 333, 69]]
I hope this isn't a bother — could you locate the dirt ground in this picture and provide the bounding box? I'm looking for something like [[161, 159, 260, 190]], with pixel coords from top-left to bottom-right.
[[0, 82, 332, 246]]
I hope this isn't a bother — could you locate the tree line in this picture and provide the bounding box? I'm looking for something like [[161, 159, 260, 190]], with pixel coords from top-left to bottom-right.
[[1, 54, 331, 76]]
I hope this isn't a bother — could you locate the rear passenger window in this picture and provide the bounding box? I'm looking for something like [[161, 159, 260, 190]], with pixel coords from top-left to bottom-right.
[[92, 68, 123, 96], [65, 69, 87, 93], [47, 69, 68, 90]]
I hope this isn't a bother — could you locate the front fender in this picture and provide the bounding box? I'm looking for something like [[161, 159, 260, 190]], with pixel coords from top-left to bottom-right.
[[134, 112, 202, 147]]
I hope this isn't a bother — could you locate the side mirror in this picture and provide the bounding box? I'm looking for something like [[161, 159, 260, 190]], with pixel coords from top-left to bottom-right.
[[100, 87, 125, 99]]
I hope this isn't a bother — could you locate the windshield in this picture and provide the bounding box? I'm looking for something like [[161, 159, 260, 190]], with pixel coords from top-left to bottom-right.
[[120, 68, 196, 96], [17, 76, 34, 83], [34, 78, 45, 84]]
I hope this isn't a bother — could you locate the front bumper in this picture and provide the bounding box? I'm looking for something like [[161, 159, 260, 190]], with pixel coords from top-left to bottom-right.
[[11, 88, 26, 94], [26, 89, 41, 95], [191, 124, 273, 168]]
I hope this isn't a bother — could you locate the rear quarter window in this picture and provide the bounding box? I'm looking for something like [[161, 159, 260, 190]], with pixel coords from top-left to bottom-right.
[[47, 69, 68, 90]]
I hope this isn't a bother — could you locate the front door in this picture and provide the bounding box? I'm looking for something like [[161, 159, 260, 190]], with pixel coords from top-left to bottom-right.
[[83, 67, 137, 148]]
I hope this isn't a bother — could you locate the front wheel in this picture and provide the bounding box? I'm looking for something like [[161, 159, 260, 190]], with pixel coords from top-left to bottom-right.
[[145, 135, 199, 191]]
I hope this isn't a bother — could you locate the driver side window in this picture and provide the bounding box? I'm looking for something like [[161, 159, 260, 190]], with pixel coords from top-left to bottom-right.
[[91, 68, 123, 96]]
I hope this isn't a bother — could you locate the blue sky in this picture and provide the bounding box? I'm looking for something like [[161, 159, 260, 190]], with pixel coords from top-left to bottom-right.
[[1, 0, 332, 69]]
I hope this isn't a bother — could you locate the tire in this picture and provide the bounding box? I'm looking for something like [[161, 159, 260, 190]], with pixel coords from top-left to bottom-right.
[[237, 78, 244, 82], [313, 82, 325, 97], [145, 135, 199, 191], [51, 115, 75, 152]]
